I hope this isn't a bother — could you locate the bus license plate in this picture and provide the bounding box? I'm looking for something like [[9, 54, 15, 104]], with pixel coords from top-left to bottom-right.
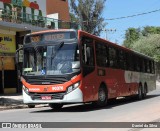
[[41, 96, 52, 100]]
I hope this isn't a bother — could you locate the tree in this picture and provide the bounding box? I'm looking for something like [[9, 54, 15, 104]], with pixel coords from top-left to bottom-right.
[[132, 34, 160, 61], [132, 34, 160, 80], [123, 26, 160, 48], [123, 28, 141, 48], [70, 13, 78, 22], [70, 0, 106, 36], [141, 26, 160, 36]]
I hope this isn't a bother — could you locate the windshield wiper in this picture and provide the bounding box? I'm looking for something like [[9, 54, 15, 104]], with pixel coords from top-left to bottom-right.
[[57, 41, 64, 51], [51, 41, 64, 59]]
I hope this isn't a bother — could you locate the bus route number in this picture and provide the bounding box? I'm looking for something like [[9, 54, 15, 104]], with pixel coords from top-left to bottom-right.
[[44, 34, 64, 41]]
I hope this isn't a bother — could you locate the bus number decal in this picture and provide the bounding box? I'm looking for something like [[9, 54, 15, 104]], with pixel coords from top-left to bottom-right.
[[52, 86, 64, 91]]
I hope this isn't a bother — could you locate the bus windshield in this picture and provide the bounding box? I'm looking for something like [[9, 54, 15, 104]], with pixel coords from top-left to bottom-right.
[[23, 42, 80, 76]]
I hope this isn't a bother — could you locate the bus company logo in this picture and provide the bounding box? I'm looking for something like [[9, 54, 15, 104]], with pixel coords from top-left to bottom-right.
[[52, 86, 64, 91], [43, 87, 49, 92]]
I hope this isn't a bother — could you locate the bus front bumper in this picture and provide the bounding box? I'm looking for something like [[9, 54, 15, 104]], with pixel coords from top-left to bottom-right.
[[23, 88, 83, 104]]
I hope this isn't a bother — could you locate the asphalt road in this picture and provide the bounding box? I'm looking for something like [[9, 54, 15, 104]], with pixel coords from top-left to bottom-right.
[[0, 83, 160, 131]]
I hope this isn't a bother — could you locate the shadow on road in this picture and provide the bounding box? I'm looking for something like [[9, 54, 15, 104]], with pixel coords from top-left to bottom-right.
[[30, 94, 160, 113]]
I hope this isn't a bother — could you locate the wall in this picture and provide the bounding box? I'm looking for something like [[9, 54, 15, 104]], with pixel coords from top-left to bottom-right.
[[46, 0, 70, 21]]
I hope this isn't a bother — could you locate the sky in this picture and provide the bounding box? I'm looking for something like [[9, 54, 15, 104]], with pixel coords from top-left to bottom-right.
[[101, 0, 160, 45]]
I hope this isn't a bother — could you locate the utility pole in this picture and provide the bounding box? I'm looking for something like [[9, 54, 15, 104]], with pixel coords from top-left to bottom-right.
[[102, 29, 116, 40]]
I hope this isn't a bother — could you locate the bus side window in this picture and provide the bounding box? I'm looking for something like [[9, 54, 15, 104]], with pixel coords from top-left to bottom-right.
[[126, 53, 134, 71], [144, 59, 150, 73], [82, 43, 94, 66], [95, 42, 109, 67], [118, 50, 126, 70], [136, 57, 140, 72], [139, 58, 143, 72], [152, 61, 155, 74], [142, 59, 145, 72], [149, 60, 155, 74], [109, 47, 117, 68], [133, 55, 138, 71], [147, 60, 150, 73]]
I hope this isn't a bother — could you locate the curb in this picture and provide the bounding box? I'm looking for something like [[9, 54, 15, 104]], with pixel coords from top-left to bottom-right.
[[0, 104, 48, 111]]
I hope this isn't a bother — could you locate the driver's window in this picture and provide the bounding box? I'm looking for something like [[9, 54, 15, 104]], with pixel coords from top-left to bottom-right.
[[82, 37, 94, 66]]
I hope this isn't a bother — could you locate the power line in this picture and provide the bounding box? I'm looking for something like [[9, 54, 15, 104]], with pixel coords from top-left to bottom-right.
[[105, 8, 160, 21]]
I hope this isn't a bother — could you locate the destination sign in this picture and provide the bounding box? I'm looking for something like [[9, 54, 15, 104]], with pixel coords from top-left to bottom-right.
[[44, 34, 64, 41], [25, 31, 76, 44]]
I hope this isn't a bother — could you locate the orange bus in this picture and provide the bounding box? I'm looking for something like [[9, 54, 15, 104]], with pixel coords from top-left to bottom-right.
[[18, 29, 156, 109]]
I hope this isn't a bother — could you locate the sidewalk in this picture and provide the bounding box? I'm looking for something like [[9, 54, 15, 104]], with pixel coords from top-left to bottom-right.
[[0, 93, 25, 110], [0, 93, 47, 111]]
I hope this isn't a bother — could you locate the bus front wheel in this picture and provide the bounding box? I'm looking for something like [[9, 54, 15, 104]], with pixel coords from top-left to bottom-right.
[[28, 104, 35, 108], [93, 85, 108, 107], [49, 103, 63, 110]]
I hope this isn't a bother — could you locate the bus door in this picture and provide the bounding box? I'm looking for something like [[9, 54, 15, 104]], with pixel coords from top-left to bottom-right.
[[81, 37, 96, 102]]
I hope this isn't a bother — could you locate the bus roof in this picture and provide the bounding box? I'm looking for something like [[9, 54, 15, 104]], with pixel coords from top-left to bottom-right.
[[28, 29, 153, 60], [30, 29, 77, 35], [78, 30, 154, 60]]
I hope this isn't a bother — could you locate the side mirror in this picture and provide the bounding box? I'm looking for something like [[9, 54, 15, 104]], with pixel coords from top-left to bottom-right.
[[15, 52, 19, 64]]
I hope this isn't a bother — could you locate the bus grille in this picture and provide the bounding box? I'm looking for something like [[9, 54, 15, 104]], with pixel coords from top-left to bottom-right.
[[26, 77, 68, 85], [30, 92, 66, 100]]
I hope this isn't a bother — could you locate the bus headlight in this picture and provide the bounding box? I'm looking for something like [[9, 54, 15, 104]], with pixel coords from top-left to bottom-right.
[[66, 81, 80, 94], [23, 86, 29, 95]]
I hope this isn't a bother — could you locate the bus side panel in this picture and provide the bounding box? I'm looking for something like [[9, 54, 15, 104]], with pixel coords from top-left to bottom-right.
[[139, 73, 156, 92], [81, 68, 101, 102]]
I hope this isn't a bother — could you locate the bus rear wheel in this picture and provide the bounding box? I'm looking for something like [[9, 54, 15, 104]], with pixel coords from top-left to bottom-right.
[[143, 84, 147, 98], [137, 85, 143, 100], [49, 103, 63, 110], [93, 85, 108, 107]]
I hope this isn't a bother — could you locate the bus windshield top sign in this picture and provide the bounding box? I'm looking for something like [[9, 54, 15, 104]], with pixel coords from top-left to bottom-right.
[[25, 31, 77, 44]]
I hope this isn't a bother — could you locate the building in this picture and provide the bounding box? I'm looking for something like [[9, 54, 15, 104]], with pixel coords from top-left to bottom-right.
[[46, 0, 70, 22], [0, 0, 71, 94]]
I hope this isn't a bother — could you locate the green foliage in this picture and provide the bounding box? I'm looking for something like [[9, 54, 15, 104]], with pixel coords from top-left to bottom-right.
[[123, 26, 160, 48], [70, 13, 78, 22], [132, 34, 160, 62], [142, 26, 160, 36], [123, 28, 140, 48], [70, 0, 106, 36]]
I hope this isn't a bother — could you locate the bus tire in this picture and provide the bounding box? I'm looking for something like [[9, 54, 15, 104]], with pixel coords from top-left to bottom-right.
[[137, 84, 143, 100], [28, 104, 35, 108], [49, 103, 63, 110], [143, 83, 147, 98], [94, 85, 108, 107]]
